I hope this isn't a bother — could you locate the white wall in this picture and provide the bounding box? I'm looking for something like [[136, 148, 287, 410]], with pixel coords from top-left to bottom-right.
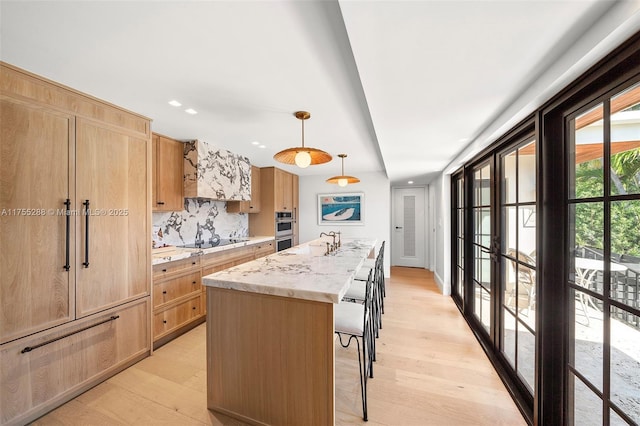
[[298, 171, 391, 277], [432, 174, 451, 295]]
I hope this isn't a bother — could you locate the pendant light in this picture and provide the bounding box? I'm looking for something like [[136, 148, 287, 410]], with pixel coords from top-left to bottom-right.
[[326, 154, 360, 187], [273, 111, 332, 168]]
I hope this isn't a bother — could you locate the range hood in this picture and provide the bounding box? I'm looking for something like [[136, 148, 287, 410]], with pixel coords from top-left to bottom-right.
[[184, 140, 251, 201]]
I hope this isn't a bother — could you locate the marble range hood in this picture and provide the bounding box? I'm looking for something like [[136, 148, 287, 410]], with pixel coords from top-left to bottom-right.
[[184, 140, 251, 201]]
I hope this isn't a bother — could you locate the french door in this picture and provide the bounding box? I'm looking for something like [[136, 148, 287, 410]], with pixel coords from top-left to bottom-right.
[[452, 128, 538, 419], [564, 79, 640, 426]]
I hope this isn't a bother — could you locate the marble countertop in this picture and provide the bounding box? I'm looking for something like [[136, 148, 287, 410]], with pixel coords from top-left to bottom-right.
[[202, 238, 377, 304], [152, 236, 274, 265]]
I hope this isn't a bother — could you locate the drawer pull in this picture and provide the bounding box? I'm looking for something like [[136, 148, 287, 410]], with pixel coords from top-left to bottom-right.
[[21, 315, 119, 354], [163, 320, 167, 324], [192, 261, 197, 265], [163, 290, 167, 294], [162, 268, 167, 272], [192, 307, 196, 310], [192, 281, 197, 284]]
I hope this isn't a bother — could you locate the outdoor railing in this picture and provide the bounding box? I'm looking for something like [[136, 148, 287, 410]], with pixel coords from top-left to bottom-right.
[[575, 247, 640, 330]]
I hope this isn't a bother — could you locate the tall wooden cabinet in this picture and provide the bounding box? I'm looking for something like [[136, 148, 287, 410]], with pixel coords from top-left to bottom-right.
[[0, 62, 151, 425], [152, 133, 184, 212], [248, 167, 298, 238]]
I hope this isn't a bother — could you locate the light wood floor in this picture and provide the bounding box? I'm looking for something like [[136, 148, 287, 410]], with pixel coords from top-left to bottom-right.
[[32, 267, 526, 425]]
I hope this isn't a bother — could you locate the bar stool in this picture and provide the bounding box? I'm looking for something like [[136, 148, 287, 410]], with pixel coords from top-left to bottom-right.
[[346, 241, 385, 335], [335, 269, 375, 421]]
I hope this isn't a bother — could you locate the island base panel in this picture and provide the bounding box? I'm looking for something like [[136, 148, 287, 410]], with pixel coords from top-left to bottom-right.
[[206, 287, 335, 425]]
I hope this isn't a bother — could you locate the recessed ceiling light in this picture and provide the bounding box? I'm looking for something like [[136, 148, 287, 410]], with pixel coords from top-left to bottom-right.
[[408, 181, 414, 184], [185, 108, 198, 115], [168, 100, 182, 107], [259, 145, 266, 149], [252, 141, 260, 145]]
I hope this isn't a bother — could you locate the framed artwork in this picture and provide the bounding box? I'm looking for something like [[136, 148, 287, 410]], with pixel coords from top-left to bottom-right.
[[317, 192, 364, 225]]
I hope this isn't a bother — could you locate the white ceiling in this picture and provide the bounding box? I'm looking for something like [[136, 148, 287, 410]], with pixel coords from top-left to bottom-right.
[[2, 1, 639, 185]]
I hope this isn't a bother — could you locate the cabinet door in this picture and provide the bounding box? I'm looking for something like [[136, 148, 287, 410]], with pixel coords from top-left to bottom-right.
[[154, 135, 184, 212], [249, 165, 261, 212], [75, 118, 150, 317], [0, 99, 75, 344], [1, 298, 149, 425], [274, 168, 293, 211]]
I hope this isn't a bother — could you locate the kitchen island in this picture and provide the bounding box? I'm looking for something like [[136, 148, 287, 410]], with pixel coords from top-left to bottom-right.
[[202, 238, 376, 425]]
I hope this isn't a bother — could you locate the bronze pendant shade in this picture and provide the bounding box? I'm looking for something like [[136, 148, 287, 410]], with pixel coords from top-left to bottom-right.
[[273, 111, 332, 168], [326, 154, 360, 186]]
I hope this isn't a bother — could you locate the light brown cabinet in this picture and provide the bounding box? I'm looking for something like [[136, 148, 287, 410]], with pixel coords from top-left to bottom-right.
[[274, 167, 294, 211], [0, 98, 75, 343], [248, 167, 299, 237], [152, 133, 184, 212], [1, 299, 150, 426], [227, 165, 261, 213], [152, 240, 274, 346], [0, 63, 151, 425], [152, 257, 202, 347]]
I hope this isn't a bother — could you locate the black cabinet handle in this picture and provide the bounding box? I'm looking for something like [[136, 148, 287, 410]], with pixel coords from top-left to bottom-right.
[[163, 320, 167, 324], [82, 200, 90, 268], [192, 281, 197, 284], [162, 290, 167, 294], [192, 306, 196, 310], [22, 315, 119, 354], [192, 262, 196, 265], [63, 199, 71, 271], [157, 201, 165, 205], [162, 268, 167, 272]]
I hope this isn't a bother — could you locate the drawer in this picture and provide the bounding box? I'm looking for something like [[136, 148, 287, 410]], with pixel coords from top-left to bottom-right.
[[1, 298, 150, 426], [201, 245, 254, 270], [153, 256, 200, 281], [254, 241, 275, 259], [153, 271, 202, 308], [153, 295, 203, 340]]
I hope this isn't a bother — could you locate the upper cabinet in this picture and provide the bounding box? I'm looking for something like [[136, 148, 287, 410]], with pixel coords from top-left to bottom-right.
[[153, 133, 184, 212], [184, 140, 251, 201], [274, 167, 294, 211], [227, 165, 261, 214]]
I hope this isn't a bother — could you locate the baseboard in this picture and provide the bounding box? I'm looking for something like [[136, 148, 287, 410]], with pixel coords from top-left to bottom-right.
[[434, 271, 451, 296]]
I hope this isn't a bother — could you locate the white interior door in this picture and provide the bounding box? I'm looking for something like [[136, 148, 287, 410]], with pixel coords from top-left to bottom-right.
[[392, 187, 426, 267]]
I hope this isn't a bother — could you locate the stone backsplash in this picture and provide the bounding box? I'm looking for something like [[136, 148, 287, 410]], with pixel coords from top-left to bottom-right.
[[152, 198, 248, 247]]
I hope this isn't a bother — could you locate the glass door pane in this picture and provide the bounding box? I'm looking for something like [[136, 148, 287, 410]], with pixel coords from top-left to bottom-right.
[[472, 162, 492, 334], [500, 138, 537, 394], [452, 172, 465, 305]]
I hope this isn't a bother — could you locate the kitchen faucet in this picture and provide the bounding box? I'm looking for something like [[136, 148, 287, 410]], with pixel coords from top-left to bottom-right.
[[320, 231, 338, 254], [195, 222, 204, 246]]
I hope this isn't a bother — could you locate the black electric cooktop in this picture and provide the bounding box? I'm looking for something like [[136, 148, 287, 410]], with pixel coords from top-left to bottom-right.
[[179, 238, 248, 249]]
